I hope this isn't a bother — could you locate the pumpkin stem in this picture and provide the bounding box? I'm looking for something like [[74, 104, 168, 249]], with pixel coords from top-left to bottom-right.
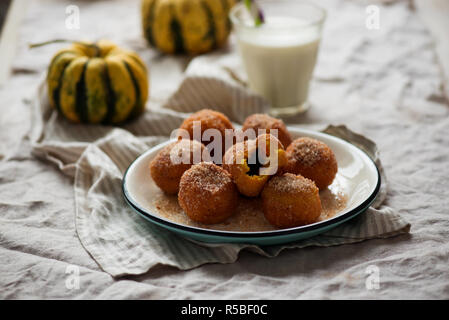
[[29, 39, 101, 57], [28, 39, 73, 49]]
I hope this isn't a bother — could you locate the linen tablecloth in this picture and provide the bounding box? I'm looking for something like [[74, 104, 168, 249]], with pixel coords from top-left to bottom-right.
[[1, 0, 448, 299], [29, 69, 409, 277]]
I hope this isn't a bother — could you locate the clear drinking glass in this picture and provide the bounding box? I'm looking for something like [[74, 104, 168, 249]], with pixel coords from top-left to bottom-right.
[[230, 0, 326, 116]]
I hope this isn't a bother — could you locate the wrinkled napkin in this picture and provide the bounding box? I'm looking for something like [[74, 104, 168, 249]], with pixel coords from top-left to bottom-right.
[[29, 57, 410, 277]]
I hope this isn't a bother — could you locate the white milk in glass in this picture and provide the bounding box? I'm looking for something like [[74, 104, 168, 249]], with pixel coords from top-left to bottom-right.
[[237, 16, 321, 114]]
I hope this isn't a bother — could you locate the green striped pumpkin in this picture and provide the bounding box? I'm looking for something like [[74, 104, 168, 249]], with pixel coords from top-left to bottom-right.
[[141, 0, 237, 55], [47, 40, 149, 124]]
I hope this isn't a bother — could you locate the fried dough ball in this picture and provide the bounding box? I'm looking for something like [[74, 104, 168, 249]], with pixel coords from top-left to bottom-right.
[[261, 173, 322, 228], [223, 134, 287, 197], [242, 113, 292, 148], [178, 162, 239, 224], [223, 139, 263, 197], [150, 139, 211, 194], [178, 109, 234, 161], [285, 137, 338, 190]]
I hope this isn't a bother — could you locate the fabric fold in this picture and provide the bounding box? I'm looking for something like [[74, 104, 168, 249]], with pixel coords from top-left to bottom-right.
[[29, 55, 410, 277]]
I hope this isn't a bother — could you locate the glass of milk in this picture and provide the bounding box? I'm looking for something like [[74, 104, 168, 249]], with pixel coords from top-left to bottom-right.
[[230, 0, 326, 116]]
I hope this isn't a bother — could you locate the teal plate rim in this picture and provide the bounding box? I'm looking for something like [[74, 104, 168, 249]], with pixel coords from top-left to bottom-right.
[[121, 139, 381, 240]]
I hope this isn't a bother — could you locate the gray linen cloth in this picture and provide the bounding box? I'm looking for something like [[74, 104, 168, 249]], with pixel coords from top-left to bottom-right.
[[29, 55, 410, 277]]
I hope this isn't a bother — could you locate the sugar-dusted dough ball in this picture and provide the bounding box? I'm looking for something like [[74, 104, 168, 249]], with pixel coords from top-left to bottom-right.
[[262, 173, 321, 228], [178, 109, 234, 161], [150, 139, 210, 194], [242, 113, 292, 148], [223, 134, 287, 197], [178, 162, 239, 224], [285, 137, 338, 190]]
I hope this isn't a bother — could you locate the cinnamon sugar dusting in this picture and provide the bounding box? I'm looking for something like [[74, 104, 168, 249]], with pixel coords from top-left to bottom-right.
[[288, 137, 332, 167], [267, 173, 317, 194], [180, 162, 231, 194], [152, 181, 348, 231], [318, 187, 348, 221]]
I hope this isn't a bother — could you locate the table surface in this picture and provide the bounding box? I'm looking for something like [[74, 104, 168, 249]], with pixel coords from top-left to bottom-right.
[[0, 0, 448, 299]]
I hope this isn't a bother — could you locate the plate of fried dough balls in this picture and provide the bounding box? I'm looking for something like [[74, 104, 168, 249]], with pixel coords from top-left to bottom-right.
[[122, 110, 380, 245]]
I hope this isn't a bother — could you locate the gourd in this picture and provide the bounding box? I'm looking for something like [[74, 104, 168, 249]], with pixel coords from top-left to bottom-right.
[[46, 40, 149, 124], [141, 0, 237, 55]]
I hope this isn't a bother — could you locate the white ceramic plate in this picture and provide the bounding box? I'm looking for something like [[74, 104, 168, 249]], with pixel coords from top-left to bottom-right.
[[122, 127, 380, 245]]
